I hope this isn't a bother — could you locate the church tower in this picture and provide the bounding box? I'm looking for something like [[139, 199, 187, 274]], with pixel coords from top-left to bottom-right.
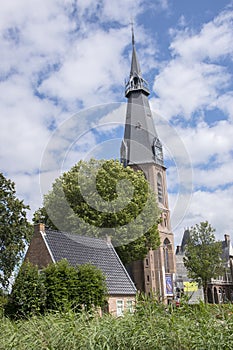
[[121, 29, 176, 302]]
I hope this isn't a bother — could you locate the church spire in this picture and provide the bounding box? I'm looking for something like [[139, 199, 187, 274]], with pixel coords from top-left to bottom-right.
[[125, 26, 150, 97], [131, 20, 135, 46], [121, 27, 164, 167], [129, 22, 141, 78]]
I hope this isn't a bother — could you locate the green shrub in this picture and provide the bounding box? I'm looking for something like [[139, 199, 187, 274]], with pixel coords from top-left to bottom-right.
[[0, 292, 8, 317], [43, 260, 107, 312], [43, 259, 79, 311], [76, 263, 107, 311], [6, 259, 107, 318], [6, 261, 46, 318]]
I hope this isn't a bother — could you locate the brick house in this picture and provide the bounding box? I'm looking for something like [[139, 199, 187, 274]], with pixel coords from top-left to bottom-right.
[[25, 223, 136, 316]]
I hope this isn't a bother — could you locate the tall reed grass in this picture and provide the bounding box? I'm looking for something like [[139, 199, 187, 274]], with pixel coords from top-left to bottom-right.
[[1, 302, 233, 349]]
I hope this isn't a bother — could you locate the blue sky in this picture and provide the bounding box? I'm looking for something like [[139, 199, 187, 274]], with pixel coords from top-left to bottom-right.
[[0, 0, 233, 245]]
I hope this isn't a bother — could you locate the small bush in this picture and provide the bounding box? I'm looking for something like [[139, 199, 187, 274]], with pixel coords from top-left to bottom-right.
[[6, 261, 46, 318]]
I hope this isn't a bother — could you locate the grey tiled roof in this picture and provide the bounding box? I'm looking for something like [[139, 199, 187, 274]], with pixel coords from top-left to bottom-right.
[[44, 229, 136, 296]]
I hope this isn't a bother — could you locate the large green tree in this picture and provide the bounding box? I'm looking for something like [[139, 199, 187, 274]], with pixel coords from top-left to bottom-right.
[[183, 221, 223, 303], [0, 173, 32, 290], [34, 159, 160, 264]]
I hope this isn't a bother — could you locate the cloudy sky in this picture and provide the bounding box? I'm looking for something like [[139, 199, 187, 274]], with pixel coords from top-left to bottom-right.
[[1, 0, 233, 245]]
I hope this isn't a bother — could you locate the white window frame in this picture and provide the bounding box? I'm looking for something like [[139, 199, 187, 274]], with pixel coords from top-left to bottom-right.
[[116, 299, 124, 317], [126, 299, 134, 313]]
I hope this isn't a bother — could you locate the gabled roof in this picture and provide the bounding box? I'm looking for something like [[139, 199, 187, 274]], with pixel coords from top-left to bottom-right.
[[43, 229, 136, 296]]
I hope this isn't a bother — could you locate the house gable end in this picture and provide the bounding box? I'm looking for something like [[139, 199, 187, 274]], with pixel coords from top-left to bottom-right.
[[25, 230, 53, 269]]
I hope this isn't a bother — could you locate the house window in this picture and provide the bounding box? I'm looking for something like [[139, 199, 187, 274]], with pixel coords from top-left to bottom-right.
[[126, 300, 133, 313], [147, 275, 150, 282], [145, 258, 149, 266], [116, 300, 124, 317]]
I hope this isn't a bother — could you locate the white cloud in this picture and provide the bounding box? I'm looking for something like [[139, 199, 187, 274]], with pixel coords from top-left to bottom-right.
[[100, 0, 143, 23], [152, 60, 231, 119], [170, 9, 233, 61], [39, 28, 130, 108], [193, 163, 233, 189], [153, 7, 233, 120], [170, 186, 233, 246], [214, 92, 233, 121], [0, 0, 147, 217], [175, 120, 233, 166]]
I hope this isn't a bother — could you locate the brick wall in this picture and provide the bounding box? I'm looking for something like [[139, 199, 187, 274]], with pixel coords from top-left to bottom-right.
[[108, 295, 135, 316], [24, 224, 53, 268]]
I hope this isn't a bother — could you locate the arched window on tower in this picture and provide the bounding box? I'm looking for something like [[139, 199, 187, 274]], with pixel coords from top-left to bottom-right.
[[120, 140, 128, 167], [163, 238, 171, 273], [157, 173, 163, 204]]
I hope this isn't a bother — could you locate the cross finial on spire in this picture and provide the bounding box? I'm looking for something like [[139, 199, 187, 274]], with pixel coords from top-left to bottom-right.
[[131, 19, 135, 46]]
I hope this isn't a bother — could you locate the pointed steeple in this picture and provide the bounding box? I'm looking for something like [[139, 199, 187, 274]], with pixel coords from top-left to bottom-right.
[[130, 24, 141, 77], [121, 27, 164, 167], [125, 25, 150, 97]]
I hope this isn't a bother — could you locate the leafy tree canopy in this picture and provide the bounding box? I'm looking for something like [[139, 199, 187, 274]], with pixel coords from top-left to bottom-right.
[[34, 159, 160, 263], [183, 221, 223, 303], [0, 173, 32, 290]]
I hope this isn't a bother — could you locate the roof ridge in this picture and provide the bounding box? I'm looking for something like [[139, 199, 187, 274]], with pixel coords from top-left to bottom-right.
[[46, 229, 109, 243]]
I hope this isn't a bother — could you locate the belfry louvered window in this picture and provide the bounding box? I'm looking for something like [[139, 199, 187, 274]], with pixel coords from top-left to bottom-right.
[[157, 173, 163, 203]]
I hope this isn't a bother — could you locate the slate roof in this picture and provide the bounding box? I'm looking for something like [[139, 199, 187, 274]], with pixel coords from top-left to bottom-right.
[[121, 34, 164, 167], [43, 229, 136, 296]]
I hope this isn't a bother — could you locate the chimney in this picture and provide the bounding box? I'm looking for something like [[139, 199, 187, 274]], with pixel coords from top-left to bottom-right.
[[34, 223, 45, 235], [106, 235, 111, 244], [224, 234, 230, 245]]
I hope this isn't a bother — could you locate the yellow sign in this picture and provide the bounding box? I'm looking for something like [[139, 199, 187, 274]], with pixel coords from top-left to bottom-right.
[[183, 282, 198, 292]]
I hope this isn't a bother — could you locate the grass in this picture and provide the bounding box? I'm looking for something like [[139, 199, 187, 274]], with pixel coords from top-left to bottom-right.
[[1, 301, 233, 349]]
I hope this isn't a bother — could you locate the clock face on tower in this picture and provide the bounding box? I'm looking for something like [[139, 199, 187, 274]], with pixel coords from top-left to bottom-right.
[[153, 138, 163, 164], [155, 146, 163, 161]]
